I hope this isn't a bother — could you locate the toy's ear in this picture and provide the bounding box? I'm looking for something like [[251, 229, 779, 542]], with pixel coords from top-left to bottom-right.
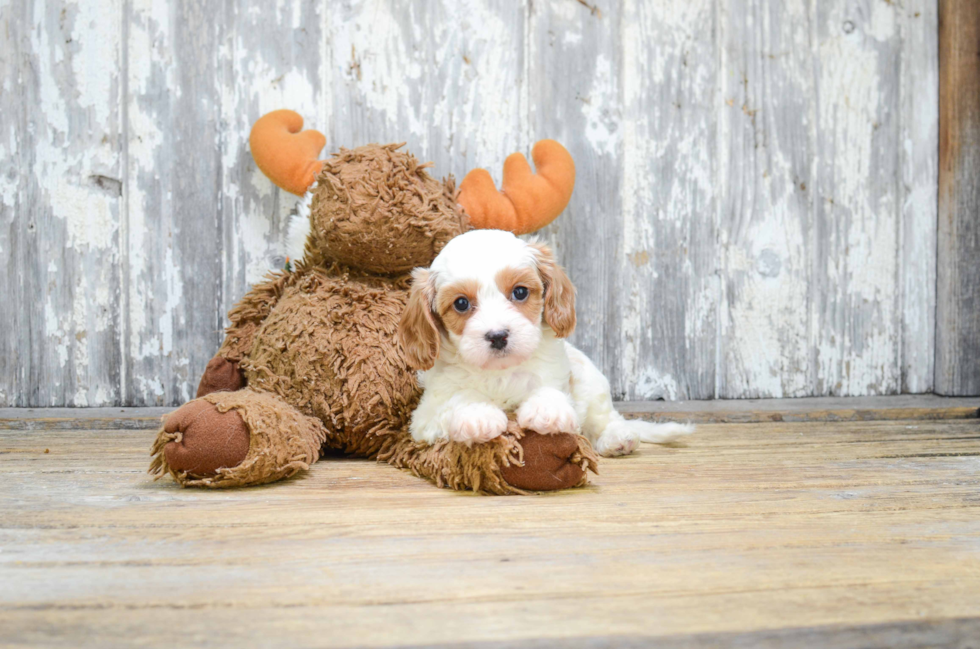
[[398, 269, 441, 371], [458, 140, 575, 235], [250, 110, 326, 195]]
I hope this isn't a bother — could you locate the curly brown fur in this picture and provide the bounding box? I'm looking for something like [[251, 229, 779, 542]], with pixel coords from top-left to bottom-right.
[[219, 270, 299, 362], [241, 269, 420, 457], [307, 144, 467, 275]]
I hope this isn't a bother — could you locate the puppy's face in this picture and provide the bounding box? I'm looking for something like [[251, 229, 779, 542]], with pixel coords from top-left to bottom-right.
[[398, 230, 576, 372], [437, 264, 544, 370]]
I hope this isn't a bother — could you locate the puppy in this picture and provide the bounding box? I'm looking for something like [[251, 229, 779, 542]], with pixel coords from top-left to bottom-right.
[[397, 229, 693, 457]]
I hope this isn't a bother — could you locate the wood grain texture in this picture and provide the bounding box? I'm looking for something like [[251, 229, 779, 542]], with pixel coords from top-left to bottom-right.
[[124, 0, 225, 407], [717, 0, 814, 398], [439, 620, 980, 649], [1, 0, 940, 405], [0, 0, 124, 407], [616, 0, 718, 400], [1, 416, 979, 647], [901, 1, 939, 395], [936, 0, 980, 396], [810, 0, 909, 397], [324, 0, 527, 189]]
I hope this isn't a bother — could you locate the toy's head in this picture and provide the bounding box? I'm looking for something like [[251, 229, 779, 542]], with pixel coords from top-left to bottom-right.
[[250, 110, 576, 275], [305, 144, 465, 274]]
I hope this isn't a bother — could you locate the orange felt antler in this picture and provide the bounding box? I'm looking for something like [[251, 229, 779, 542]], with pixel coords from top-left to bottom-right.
[[457, 140, 575, 235], [249, 110, 326, 195]]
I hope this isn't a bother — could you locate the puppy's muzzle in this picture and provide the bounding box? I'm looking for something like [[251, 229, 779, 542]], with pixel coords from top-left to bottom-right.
[[485, 329, 509, 351]]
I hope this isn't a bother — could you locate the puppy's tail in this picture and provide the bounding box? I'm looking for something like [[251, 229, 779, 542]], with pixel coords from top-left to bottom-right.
[[624, 419, 695, 444]]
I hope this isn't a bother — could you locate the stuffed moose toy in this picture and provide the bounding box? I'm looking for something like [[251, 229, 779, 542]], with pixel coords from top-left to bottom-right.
[[149, 110, 597, 493]]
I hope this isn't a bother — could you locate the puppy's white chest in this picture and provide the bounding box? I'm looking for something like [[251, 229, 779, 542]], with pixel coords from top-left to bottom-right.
[[484, 370, 544, 409]]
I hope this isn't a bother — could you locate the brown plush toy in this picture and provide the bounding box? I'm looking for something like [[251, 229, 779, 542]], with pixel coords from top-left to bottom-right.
[[149, 110, 598, 493]]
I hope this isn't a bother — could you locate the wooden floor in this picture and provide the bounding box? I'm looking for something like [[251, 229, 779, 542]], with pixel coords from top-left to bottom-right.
[[2, 398, 980, 648]]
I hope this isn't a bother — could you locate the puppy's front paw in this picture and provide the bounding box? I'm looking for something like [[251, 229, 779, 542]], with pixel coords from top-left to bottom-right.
[[517, 392, 579, 435], [449, 403, 508, 445], [594, 421, 640, 457]]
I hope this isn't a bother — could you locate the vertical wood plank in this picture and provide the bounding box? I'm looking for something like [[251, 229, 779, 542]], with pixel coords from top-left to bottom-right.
[[444, 0, 529, 188], [900, 1, 938, 394], [616, 0, 718, 399], [936, 0, 980, 396], [717, 0, 815, 399], [526, 0, 624, 393], [0, 0, 124, 407], [809, 0, 904, 396], [124, 0, 224, 405], [324, 0, 526, 186], [217, 0, 323, 313]]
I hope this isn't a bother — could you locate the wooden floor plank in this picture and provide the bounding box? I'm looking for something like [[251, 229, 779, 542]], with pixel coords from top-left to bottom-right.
[[1, 417, 979, 647]]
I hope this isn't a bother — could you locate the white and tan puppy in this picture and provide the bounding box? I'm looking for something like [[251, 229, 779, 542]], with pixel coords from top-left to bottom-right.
[[397, 230, 692, 457]]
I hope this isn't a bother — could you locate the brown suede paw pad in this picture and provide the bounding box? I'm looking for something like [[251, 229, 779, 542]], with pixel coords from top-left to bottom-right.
[[500, 431, 591, 492], [161, 400, 250, 477]]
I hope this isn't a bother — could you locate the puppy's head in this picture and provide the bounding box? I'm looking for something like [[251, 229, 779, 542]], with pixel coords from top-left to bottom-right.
[[398, 230, 576, 371]]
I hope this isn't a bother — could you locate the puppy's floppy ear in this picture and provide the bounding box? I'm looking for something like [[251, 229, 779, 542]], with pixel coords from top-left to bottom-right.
[[398, 268, 441, 370], [530, 242, 576, 338]]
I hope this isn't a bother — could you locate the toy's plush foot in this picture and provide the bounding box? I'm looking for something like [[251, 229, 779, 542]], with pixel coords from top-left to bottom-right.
[[161, 400, 250, 475], [150, 388, 327, 488], [380, 420, 598, 494], [498, 431, 592, 491], [196, 356, 245, 398]]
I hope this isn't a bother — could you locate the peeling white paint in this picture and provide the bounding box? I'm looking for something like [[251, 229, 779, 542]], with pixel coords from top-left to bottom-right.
[[158, 246, 183, 357], [899, 0, 938, 394], [452, 0, 524, 174], [581, 54, 619, 156], [68, 1, 120, 129], [635, 367, 681, 401], [47, 179, 117, 250], [331, 1, 424, 137], [865, 1, 897, 42], [2, 0, 939, 406], [44, 298, 69, 368], [125, 35, 165, 361], [0, 141, 14, 210], [15, 0, 124, 406], [617, 0, 717, 399], [809, 1, 903, 396]]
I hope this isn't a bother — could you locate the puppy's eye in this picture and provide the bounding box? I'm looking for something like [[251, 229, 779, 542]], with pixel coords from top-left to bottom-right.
[[511, 286, 529, 302], [453, 296, 470, 313]]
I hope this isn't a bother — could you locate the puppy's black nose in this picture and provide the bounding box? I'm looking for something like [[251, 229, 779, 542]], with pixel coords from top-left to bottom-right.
[[485, 330, 509, 351]]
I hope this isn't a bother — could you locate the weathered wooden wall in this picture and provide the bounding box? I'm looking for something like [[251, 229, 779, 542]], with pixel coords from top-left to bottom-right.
[[0, 0, 939, 406]]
